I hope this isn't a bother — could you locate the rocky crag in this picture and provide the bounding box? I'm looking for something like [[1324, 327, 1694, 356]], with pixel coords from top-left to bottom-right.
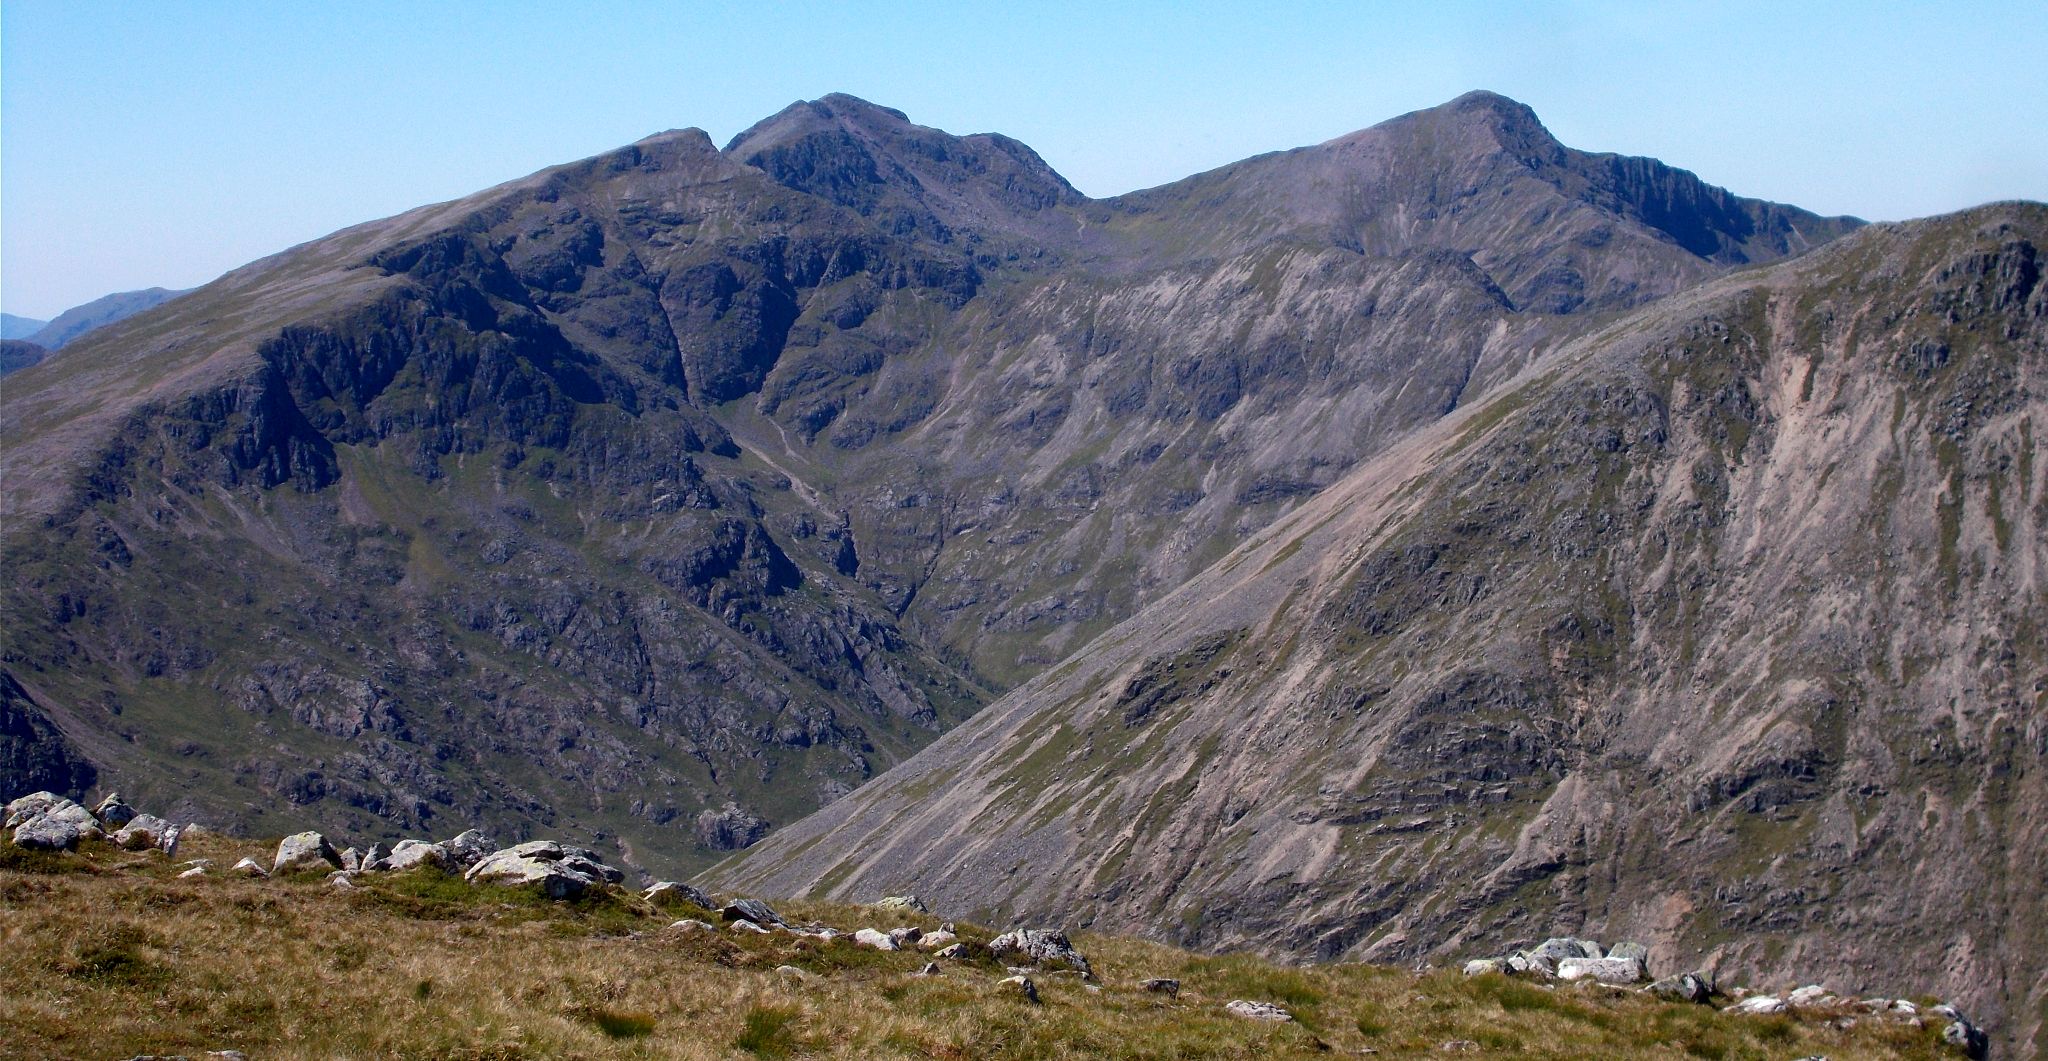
[[0, 92, 1853, 874], [709, 203, 2048, 1055]]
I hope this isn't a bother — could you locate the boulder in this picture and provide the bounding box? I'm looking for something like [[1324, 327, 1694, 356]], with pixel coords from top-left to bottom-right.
[[339, 847, 362, 872], [328, 871, 356, 889], [13, 804, 101, 849], [1556, 956, 1646, 984], [1505, 952, 1554, 977], [915, 962, 942, 977], [775, 965, 819, 983], [178, 865, 208, 880], [4, 791, 64, 828], [360, 841, 394, 872], [854, 928, 899, 950], [93, 792, 138, 828], [998, 975, 1040, 1004], [1225, 1000, 1293, 1022], [876, 895, 929, 913], [918, 929, 959, 950], [273, 831, 342, 874], [158, 824, 184, 859], [721, 897, 790, 929], [1728, 995, 1787, 1015], [729, 918, 771, 934], [463, 840, 622, 899], [668, 919, 716, 933], [644, 881, 715, 909], [1528, 937, 1603, 965], [987, 928, 1093, 979], [1141, 978, 1181, 997], [933, 943, 969, 961], [1605, 941, 1650, 966], [888, 926, 922, 947], [230, 857, 269, 877], [1646, 972, 1713, 1004], [384, 840, 449, 873], [113, 814, 175, 851], [1463, 959, 1506, 977], [1786, 984, 1835, 1007], [1942, 1018, 1989, 1059], [441, 829, 494, 868]]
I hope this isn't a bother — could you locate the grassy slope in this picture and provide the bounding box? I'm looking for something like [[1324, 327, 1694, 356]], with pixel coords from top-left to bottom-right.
[[1, 837, 1964, 1060]]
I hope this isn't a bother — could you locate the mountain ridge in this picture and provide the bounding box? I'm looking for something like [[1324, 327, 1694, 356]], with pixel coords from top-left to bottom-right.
[[707, 201, 2048, 1056]]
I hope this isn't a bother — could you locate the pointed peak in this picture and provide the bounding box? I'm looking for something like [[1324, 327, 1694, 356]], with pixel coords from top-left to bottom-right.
[[724, 94, 912, 155]]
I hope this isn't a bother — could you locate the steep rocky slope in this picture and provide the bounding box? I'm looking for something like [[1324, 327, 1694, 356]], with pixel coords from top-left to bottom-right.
[[1, 93, 1854, 876], [709, 204, 2048, 1054]]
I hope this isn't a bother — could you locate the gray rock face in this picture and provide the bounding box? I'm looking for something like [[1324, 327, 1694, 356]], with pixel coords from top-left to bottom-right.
[[463, 840, 623, 899], [272, 831, 342, 874], [987, 928, 1092, 979], [1225, 1000, 1293, 1022], [1556, 956, 1646, 984]]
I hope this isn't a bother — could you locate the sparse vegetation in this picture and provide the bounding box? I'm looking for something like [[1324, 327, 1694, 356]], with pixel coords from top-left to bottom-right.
[[0, 835, 1966, 1059]]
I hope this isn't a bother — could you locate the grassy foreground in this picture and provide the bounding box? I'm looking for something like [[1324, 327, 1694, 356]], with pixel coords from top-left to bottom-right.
[[1, 835, 1963, 1060]]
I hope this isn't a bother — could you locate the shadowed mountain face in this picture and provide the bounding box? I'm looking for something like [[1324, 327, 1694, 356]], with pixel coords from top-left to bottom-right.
[[710, 204, 2048, 1056], [1, 93, 1858, 883]]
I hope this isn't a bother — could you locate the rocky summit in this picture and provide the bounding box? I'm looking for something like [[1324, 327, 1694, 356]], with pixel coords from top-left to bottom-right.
[[1, 88, 2039, 1055]]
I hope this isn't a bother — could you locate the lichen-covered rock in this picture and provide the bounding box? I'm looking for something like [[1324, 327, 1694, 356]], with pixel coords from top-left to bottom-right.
[[888, 926, 922, 947], [1556, 956, 1646, 984], [273, 831, 342, 874], [1528, 938, 1603, 965], [1786, 984, 1835, 1007], [876, 894, 929, 913], [230, 857, 268, 877], [999, 975, 1040, 1004], [988, 928, 1093, 979], [644, 881, 715, 909], [1225, 1000, 1292, 1021], [933, 943, 968, 960], [1463, 959, 1506, 976], [1729, 995, 1787, 1015], [1141, 978, 1181, 997], [917, 929, 959, 950], [339, 847, 361, 871]]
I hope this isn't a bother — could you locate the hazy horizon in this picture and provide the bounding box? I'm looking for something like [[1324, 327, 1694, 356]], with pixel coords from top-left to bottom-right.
[[5, 1, 2045, 318]]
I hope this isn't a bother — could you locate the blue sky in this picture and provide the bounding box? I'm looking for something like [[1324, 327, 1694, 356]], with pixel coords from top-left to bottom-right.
[[3, 1, 2044, 319]]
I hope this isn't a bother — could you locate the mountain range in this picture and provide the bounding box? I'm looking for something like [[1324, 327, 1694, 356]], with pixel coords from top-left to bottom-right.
[[4, 90, 2040, 1052]]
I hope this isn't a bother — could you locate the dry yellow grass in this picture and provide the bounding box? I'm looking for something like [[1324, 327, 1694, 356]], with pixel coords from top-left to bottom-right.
[[0, 835, 1961, 1059]]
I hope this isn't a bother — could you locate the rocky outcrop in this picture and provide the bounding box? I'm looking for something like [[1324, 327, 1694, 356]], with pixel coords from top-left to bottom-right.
[[464, 840, 624, 899], [272, 832, 342, 874]]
